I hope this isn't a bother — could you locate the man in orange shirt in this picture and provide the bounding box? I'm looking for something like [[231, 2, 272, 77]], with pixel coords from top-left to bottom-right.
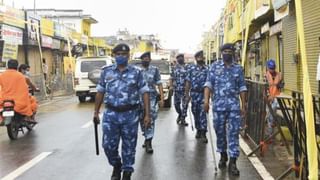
[[0, 59, 33, 119], [265, 59, 282, 137]]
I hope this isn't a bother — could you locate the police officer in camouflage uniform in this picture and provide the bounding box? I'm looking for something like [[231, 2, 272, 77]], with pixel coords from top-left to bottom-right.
[[169, 54, 188, 126], [185, 50, 208, 143], [139, 52, 164, 154], [204, 43, 247, 176], [93, 43, 151, 180]]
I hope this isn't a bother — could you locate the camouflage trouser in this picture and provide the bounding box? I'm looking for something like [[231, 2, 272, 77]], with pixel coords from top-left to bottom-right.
[[102, 109, 139, 172], [191, 92, 207, 131], [140, 96, 158, 139], [174, 90, 188, 118], [213, 111, 241, 158], [266, 99, 278, 136]]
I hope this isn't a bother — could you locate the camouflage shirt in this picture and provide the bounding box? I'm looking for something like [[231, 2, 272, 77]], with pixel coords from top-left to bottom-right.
[[205, 60, 247, 111], [97, 64, 149, 106]]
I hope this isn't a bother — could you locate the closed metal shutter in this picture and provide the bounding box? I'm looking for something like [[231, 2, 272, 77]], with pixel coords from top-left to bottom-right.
[[269, 35, 278, 65], [301, 0, 320, 94], [282, 6, 302, 92]]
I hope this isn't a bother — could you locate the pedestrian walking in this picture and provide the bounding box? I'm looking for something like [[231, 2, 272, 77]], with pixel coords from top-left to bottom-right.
[[204, 43, 247, 176], [169, 54, 188, 126], [139, 51, 164, 154], [93, 43, 151, 180], [42, 58, 48, 81], [185, 50, 208, 143]]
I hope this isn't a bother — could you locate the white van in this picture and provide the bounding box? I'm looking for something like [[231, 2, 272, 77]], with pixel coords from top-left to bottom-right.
[[74, 56, 113, 102]]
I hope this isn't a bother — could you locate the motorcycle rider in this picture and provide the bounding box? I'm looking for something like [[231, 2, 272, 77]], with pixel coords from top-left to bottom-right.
[[18, 64, 39, 119], [18, 64, 39, 93], [0, 59, 34, 122]]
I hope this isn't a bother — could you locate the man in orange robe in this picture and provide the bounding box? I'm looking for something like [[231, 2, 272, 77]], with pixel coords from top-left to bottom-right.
[[0, 59, 33, 117]]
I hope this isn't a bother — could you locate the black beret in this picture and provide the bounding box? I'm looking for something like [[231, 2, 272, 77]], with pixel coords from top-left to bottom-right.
[[220, 43, 235, 52], [194, 50, 203, 58], [140, 52, 151, 59], [176, 53, 184, 59], [112, 43, 130, 53]]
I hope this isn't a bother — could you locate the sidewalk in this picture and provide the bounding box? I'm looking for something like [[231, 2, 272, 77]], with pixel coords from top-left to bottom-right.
[[242, 135, 297, 179]]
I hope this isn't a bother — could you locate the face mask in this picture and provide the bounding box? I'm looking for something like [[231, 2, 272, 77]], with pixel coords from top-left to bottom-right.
[[141, 61, 150, 67], [115, 56, 128, 66], [196, 60, 205, 65], [177, 59, 184, 64], [25, 71, 30, 76], [222, 54, 233, 63]]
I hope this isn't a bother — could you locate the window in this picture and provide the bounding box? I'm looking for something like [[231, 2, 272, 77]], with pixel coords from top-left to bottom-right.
[[81, 60, 106, 72]]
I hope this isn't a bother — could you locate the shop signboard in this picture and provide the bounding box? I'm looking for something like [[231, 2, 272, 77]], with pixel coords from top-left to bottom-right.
[[0, 5, 25, 29], [41, 18, 54, 37], [270, 21, 282, 36], [261, 22, 270, 34], [52, 39, 61, 50], [255, 0, 271, 19], [26, 12, 41, 45], [41, 35, 53, 48], [272, 0, 289, 22], [0, 24, 23, 45], [2, 43, 18, 61]]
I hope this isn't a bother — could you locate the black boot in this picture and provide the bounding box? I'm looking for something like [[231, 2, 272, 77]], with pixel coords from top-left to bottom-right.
[[122, 171, 131, 180], [145, 138, 154, 154], [176, 114, 181, 124], [195, 130, 201, 139], [200, 131, 208, 144], [111, 163, 122, 180], [228, 158, 240, 176], [142, 139, 146, 148], [180, 117, 188, 126], [218, 152, 228, 169]]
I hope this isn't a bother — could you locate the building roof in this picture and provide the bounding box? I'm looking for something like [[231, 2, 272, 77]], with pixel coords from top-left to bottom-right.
[[24, 9, 98, 24]]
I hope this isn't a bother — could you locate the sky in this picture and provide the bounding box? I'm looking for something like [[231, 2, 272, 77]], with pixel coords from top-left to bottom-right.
[[7, 0, 226, 53]]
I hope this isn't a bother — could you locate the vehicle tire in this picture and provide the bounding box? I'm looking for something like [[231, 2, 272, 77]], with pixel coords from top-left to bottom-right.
[[78, 96, 86, 103], [26, 123, 35, 131], [164, 97, 172, 108], [7, 118, 18, 140]]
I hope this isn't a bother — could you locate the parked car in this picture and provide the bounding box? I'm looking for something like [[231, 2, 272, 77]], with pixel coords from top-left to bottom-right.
[[74, 56, 113, 102]]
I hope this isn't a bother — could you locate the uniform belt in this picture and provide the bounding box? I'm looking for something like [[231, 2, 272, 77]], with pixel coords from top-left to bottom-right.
[[105, 103, 139, 112], [191, 89, 204, 93]]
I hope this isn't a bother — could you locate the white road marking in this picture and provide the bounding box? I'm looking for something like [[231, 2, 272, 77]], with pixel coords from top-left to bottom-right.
[[81, 114, 102, 129], [81, 121, 93, 128], [239, 137, 274, 180], [1, 152, 52, 180]]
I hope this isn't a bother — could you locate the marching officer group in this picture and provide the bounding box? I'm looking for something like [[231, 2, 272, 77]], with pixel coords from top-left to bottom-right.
[[94, 42, 247, 180]]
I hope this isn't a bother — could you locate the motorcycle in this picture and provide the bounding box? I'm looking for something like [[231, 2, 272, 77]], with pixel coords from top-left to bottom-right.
[[0, 100, 36, 140]]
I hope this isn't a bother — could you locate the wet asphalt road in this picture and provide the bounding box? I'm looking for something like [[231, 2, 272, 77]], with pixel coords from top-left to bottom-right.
[[0, 96, 260, 180]]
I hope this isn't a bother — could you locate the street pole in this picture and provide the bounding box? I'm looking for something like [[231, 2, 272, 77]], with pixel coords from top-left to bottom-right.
[[34, 0, 36, 14]]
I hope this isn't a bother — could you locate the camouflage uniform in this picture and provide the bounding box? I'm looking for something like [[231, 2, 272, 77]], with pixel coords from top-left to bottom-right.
[[139, 65, 161, 139], [171, 64, 188, 119], [205, 60, 247, 158], [186, 64, 208, 132], [97, 64, 149, 172]]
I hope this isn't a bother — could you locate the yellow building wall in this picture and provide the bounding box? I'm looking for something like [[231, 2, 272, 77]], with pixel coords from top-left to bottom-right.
[[82, 20, 91, 36], [223, 0, 242, 43], [138, 41, 154, 52]]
